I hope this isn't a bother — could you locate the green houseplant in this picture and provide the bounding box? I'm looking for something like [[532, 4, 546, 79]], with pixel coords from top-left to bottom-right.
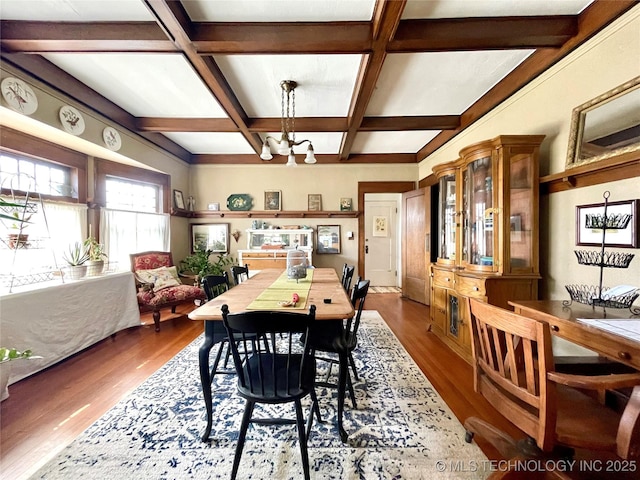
[[179, 249, 235, 285], [83, 236, 108, 276], [62, 241, 90, 280], [0, 347, 41, 401]]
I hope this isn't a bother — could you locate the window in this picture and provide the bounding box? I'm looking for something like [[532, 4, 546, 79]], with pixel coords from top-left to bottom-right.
[[95, 159, 172, 269], [106, 177, 160, 213], [0, 152, 73, 197]]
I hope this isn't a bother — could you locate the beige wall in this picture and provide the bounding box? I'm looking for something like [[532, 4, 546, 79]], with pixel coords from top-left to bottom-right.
[[419, 6, 640, 302], [189, 163, 417, 274]]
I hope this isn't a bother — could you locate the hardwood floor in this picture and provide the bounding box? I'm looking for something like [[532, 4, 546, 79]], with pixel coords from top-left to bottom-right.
[[0, 294, 618, 479]]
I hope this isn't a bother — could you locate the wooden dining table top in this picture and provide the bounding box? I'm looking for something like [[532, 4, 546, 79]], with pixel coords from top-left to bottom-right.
[[188, 268, 355, 321]]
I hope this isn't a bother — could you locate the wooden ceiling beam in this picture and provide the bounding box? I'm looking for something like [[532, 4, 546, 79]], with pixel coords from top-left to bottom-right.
[[0, 21, 176, 53], [192, 153, 417, 165], [135, 115, 460, 132], [0, 53, 192, 162], [338, 0, 407, 161], [417, 0, 639, 160], [389, 16, 577, 52], [143, 0, 263, 154], [193, 22, 371, 54]]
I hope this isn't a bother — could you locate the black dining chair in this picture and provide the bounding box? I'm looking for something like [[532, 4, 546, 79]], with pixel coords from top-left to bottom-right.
[[231, 264, 249, 286], [198, 273, 231, 441], [309, 277, 370, 442], [341, 264, 355, 292], [221, 304, 321, 480]]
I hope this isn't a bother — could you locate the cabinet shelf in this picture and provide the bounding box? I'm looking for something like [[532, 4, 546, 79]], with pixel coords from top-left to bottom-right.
[[173, 209, 359, 219]]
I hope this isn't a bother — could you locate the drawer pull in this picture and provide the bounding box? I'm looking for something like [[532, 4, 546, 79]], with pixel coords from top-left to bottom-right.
[[445, 277, 450, 282], [550, 325, 559, 332], [473, 286, 479, 291], [618, 351, 631, 361]]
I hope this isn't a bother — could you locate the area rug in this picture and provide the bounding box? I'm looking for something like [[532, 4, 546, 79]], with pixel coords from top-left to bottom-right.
[[32, 311, 487, 479]]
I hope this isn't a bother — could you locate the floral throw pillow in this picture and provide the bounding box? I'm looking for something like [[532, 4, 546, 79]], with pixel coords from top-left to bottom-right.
[[136, 266, 181, 291]]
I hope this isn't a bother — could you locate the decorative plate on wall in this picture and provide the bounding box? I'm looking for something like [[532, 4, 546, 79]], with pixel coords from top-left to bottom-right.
[[59, 105, 85, 135], [1, 77, 38, 115], [103, 127, 122, 151], [227, 194, 253, 211]]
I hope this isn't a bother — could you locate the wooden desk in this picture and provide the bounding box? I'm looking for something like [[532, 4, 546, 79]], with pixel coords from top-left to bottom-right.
[[188, 268, 354, 442], [509, 300, 640, 371]]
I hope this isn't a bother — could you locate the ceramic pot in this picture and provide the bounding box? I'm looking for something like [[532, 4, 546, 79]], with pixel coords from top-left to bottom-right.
[[7, 233, 28, 249], [66, 265, 88, 280], [86, 260, 105, 276]]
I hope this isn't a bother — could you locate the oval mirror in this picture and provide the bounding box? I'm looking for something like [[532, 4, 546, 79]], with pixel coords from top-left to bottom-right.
[[566, 76, 640, 168]]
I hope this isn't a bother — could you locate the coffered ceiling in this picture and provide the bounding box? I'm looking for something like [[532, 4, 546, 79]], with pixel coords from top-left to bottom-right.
[[0, 0, 636, 165]]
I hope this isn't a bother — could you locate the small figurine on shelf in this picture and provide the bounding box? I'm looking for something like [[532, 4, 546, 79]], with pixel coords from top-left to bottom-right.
[[187, 196, 195, 211]]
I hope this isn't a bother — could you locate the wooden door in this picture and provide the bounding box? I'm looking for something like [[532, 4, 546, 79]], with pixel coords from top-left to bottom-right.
[[402, 187, 431, 304]]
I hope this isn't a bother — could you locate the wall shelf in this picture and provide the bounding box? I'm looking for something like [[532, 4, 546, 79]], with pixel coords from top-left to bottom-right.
[[172, 209, 360, 219]]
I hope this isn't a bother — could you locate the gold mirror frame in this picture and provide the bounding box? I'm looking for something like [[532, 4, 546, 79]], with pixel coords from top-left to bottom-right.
[[566, 76, 640, 168]]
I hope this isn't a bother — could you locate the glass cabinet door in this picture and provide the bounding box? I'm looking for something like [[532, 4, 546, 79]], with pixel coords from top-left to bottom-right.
[[463, 155, 494, 270], [437, 173, 456, 262], [508, 153, 535, 272]]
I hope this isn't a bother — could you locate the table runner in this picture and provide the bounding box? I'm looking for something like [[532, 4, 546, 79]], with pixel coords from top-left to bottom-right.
[[246, 269, 314, 310]]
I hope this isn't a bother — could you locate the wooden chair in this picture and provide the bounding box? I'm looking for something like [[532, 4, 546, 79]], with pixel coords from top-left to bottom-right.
[[221, 304, 321, 480], [464, 298, 640, 472], [230, 264, 249, 286], [130, 251, 205, 332], [308, 278, 370, 442]]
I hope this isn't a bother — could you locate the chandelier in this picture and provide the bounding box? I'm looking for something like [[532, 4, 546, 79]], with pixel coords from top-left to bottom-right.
[[260, 80, 316, 166]]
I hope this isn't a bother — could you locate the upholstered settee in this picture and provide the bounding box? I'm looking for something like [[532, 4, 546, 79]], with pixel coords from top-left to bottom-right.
[[130, 251, 206, 332]]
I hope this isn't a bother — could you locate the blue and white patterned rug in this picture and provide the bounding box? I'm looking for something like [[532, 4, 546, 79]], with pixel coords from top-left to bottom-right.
[[32, 311, 487, 479]]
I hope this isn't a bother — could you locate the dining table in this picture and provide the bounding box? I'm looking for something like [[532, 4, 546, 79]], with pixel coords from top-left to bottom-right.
[[188, 267, 355, 442]]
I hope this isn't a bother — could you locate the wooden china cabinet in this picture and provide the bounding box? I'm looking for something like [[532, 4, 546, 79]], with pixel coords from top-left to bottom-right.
[[430, 135, 545, 363]]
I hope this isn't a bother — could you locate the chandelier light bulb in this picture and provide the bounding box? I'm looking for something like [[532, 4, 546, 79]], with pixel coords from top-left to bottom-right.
[[304, 143, 316, 164], [260, 140, 273, 161], [286, 149, 297, 167]]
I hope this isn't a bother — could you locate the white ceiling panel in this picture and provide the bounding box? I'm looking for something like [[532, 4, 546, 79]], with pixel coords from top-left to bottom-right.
[[182, 0, 376, 22], [402, 0, 595, 19], [42, 53, 228, 118], [162, 132, 255, 154], [367, 50, 533, 116], [215, 55, 363, 118], [0, 0, 153, 21], [352, 131, 441, 154]]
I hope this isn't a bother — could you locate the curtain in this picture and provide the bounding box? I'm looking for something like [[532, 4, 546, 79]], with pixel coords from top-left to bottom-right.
[[0, 199, 86, 275], [100, 208, 170, 271]]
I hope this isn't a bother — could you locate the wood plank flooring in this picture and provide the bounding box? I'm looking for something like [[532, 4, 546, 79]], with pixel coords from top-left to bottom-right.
[[0, 293, 623, 479]]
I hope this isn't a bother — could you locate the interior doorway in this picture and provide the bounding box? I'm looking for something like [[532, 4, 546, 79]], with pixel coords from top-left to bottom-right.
[[364, 194, 400, 286], [357, 181, 415, 286]]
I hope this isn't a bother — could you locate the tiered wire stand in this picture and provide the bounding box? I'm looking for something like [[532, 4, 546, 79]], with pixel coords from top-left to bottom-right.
[[564, 191, 639, 314], [1, 175, 62, 292]]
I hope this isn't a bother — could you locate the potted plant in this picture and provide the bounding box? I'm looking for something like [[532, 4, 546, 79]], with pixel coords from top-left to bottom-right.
[[179, 249, 235, 285], [83, 236, 108, 276], [1, 198, 35, 248], [62, 241, 90, 280], [0, 347, 41, 401]]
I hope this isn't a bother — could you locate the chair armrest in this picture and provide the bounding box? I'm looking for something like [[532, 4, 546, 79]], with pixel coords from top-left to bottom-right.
[[547, 371, 640, 390], [617, 386, 640, 460]]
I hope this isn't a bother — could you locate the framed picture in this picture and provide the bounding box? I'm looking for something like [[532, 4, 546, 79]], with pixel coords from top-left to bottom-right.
[[317, 225, 341, 254], [372, 215, 388, 237], [190, 223, 230, 253], [173, 189, 185, 210], [264, 190, 281, 211], [308, 194, 322, 211], [340, 198, 352, 211], [576, 199, 639, 248]]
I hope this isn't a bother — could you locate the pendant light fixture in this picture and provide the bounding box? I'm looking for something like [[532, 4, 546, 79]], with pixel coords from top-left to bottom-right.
[[260, 80, 316, 166]]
